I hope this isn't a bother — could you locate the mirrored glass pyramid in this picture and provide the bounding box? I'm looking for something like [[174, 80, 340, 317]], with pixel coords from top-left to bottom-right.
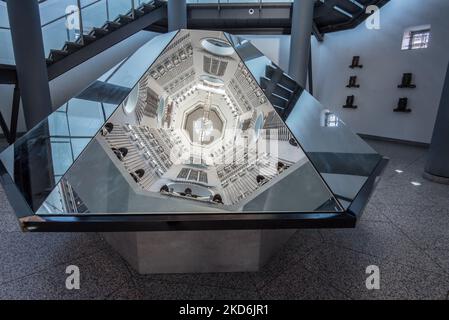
[[0, 30, 386, 231]]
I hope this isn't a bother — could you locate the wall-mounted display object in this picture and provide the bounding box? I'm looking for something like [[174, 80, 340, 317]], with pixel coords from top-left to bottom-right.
[[394, 97, 412, 113], [343, 95, 358, 109], [346, 76, 360, 88], [349, 56, 363, 69], [398, 73, 416, 88]]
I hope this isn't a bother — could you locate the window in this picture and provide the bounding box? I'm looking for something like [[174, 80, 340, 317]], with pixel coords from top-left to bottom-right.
[[401, 25, 431, 50], [325, 113, 339, 127], [320, 110, 339, 128]]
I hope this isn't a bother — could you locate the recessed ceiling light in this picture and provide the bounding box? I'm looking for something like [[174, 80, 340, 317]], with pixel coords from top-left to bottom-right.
[[411, 181, 422, 186]]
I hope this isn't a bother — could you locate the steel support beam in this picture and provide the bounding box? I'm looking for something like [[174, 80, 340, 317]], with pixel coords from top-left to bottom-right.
[[308, 45, 314, 95], [187, 3, 292, 35], [424, 62, 449, 184], [168, 0, 187, 32], [289, 0, 314, 88], [6, 0, 52, 129]]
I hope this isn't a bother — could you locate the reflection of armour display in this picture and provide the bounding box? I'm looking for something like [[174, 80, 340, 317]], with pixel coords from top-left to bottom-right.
[[256, 175, 265, 184], [112, 147, 128, 161], [101, 123, 114, 136], [213, 194, 223, 204], [130, 169, 145, 182]]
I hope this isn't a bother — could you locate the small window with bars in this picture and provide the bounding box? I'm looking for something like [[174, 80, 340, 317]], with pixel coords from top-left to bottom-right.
[[324, 112, 339, 128], [402, 26, 431, 50]]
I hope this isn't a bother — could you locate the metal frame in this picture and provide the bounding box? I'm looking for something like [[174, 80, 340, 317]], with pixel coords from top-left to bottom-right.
[[0, 82, 20, 144]]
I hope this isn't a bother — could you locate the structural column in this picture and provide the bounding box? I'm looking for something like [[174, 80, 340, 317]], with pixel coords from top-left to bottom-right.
[[7, 0, 52, 129], [168, 0, 187, 32], [288, 0, 314, 88], [424, 61, 449, 184]]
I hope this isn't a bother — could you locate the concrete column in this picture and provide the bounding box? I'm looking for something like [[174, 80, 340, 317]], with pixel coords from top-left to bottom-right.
[[7, 0, 52, 129], [168, 0, 187, 32], [424, 62, 449, 184], [288, 0, 314, 88]]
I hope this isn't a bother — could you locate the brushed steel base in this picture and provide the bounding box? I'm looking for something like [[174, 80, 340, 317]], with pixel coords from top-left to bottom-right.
[[102, 229, 296, 274]]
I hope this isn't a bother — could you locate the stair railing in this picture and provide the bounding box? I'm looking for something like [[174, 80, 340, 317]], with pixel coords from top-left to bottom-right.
[[76, 0, 84, 45]]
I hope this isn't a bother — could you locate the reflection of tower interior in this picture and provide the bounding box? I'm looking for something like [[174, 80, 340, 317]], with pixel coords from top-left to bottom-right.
[[99, 30, 307, 210]]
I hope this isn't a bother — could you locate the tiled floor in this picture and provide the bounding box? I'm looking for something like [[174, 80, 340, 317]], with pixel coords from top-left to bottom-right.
[[0, 139, 448, 300]]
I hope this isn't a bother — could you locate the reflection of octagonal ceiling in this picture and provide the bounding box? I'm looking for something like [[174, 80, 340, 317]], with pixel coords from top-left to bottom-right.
[[94, 29, 325, 211], [183, 104, 224, 146]]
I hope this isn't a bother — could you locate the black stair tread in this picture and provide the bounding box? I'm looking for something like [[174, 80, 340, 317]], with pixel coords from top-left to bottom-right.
[[140, 2, 156, 12], [134, 8, 145, 17], [63, 41, 84, 53], [115, 14, 134, 24], [102, 21, 122, 31], [49, 49, 69, 56], [127, 8, 145, 18], [90, 27, 109, 38], [49, 49, 70, 62], [76, 34, 96, 44]]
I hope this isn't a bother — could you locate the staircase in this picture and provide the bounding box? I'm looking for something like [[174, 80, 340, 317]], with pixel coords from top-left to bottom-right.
[[260, 64, 303, 120], [46, 0, 165, 65]]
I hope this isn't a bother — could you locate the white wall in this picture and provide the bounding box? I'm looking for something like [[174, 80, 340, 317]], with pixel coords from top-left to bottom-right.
[[246, 0, 449, 144], [313, 0, 449, 144]]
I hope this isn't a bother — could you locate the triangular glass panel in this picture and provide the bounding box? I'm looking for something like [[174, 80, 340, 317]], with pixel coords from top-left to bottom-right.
[[0, 30, 386, 231]]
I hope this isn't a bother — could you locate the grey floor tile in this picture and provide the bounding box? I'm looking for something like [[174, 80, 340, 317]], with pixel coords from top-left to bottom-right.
[[302, 243, 449, 300], [189, 285, 260, 300], [0, 249, 132, 300], [260, 262, 350, 300], [359, 199, 390, 222], [131, 270, 257, 291], [425, 249, 449, 274], [373, 160, 449, 209], [0, 186, 21, 233], [380, 203, 449, 252], [0, 231, 109, 283], [319, 220, 445, 274], [135, 279, 193, 300]]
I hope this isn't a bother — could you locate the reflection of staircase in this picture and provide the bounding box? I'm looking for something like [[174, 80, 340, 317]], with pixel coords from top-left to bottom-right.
[[260, 64, 303, 120], [47, 1, 164, 64]]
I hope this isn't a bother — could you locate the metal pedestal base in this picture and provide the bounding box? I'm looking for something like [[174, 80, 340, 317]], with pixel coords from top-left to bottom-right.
[[102, 229, 296, 274], [423, 171, 449, 185]]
